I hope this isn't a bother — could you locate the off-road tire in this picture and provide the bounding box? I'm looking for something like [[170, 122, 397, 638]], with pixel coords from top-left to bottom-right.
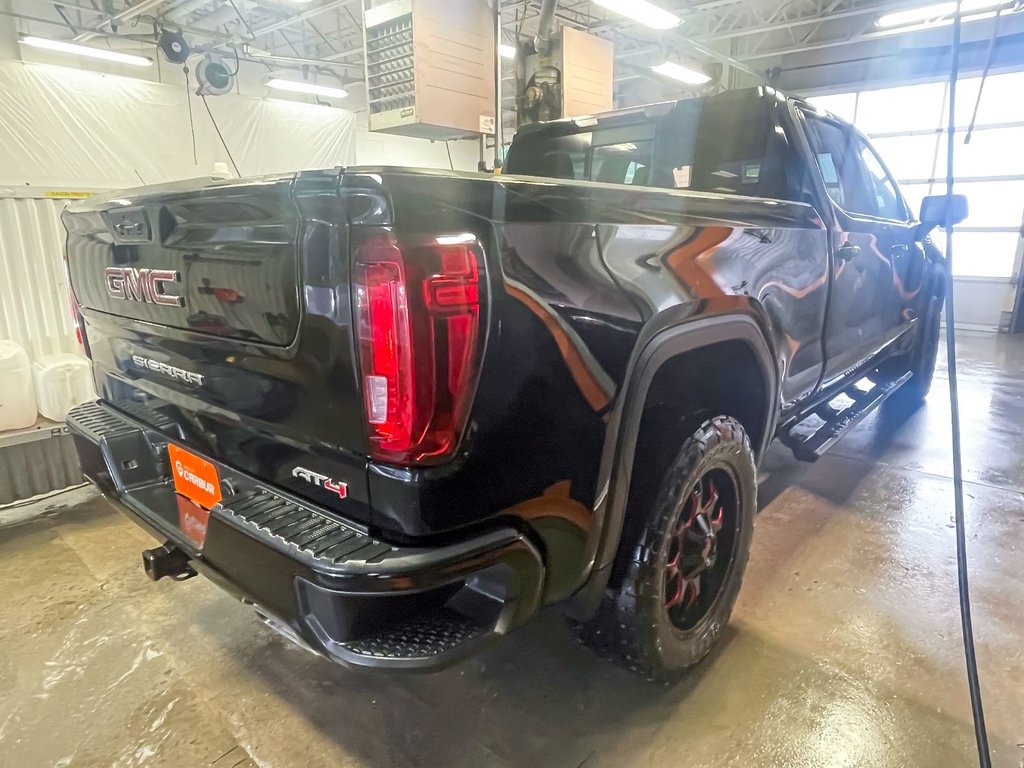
[[887, 294, 941, 408], [579, 416, 756, 682]]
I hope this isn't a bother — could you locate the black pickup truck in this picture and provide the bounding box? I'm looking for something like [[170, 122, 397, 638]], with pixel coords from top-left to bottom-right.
[[64, 86, 965, 679]]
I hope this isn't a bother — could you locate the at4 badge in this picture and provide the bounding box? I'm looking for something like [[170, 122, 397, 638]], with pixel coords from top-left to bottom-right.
[[291, 466, 348, 499]]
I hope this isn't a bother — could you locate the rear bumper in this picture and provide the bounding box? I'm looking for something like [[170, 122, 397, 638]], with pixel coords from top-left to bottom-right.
[[66, 401, 544, 671]]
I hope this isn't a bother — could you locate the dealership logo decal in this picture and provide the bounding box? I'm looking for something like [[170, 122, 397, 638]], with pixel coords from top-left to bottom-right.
[[292, 467, 348, 499], [132, 354, 204, 386], [175, 459, 217, 496], [105, 266, 184, 307]]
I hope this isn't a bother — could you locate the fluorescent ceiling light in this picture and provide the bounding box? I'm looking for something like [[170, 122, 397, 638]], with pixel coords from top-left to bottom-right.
[[593, 0, 680, 30], [651, 61, 710, 85], [876, 8, 1008, 34], [876, 0, 1010, 27], [499, 44, 517, 59], [20, 36, 152, 67], [266, 78, 348, 99]]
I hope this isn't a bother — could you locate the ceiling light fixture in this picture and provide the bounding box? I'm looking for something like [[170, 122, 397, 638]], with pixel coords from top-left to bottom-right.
[[876, 0, 1011, 27], [651, 61, 711, 85], [593, 0, 681, 30], [499, 44, 517, 59], [266, 78, 348, 99], [19, 36, 152, 67], [875, 8, 1012, 35]]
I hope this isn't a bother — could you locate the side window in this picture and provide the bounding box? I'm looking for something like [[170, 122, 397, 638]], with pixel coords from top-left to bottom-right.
[[857, 138, 908, 221], [803, 115, 878, 217]]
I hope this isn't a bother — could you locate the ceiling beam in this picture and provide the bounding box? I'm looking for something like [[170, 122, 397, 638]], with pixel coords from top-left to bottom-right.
[[694, 2, 898, 42], [251, 0, 354, 37], [73, 0, 165, 42]]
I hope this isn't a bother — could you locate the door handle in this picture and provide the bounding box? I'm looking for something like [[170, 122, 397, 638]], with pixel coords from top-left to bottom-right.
[[890, 243, 910, 255], [836, 243, 861, 261]]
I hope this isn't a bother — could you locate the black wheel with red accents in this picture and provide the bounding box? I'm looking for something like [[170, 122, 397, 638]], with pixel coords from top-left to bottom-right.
[[663, 467, 739, 631], [581, 416, 756, 681]]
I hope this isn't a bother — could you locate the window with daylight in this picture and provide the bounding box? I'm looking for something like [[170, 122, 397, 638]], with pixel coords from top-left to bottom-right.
[[808, 78, 1024, 279]]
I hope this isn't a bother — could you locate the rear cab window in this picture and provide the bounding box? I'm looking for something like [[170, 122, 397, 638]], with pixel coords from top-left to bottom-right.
[[504, 89, 800, 201]]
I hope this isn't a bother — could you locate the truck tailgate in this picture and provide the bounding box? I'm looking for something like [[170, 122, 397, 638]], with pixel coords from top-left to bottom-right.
[[63, 171, 372, 523]]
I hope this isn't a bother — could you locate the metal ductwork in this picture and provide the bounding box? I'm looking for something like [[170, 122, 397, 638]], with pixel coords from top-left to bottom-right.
[[533, 0, 558, 55]]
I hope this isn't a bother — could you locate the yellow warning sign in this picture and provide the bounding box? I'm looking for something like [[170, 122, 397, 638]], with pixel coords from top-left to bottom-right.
[[44, 191, 93, 199]]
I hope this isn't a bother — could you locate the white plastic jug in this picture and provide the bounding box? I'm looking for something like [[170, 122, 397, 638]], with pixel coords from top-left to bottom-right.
[[32, 353, 94, 422], [0, 341, 38, 431]]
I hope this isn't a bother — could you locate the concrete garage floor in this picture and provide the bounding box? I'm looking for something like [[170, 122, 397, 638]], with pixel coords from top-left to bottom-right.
[[1, 331, 1023, 768]]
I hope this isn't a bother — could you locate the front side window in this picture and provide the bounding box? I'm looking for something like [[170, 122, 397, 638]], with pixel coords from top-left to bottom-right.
[[857, 139, 908, 221], [804, 115, 879, 217]]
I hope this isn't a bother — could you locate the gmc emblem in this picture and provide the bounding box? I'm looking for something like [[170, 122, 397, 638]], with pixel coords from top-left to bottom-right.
[[105, 267, 184, 308]]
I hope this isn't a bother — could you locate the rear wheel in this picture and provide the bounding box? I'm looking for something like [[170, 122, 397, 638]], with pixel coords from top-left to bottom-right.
[[580, 417, 756, 681]]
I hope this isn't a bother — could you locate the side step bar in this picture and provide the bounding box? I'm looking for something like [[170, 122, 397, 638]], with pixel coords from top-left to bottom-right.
[[780, 370, 913, 462]]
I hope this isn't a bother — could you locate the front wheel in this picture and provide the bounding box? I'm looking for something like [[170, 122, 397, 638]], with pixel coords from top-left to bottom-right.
[[887, 294, 941, 408], [580, 417, 757, 681]]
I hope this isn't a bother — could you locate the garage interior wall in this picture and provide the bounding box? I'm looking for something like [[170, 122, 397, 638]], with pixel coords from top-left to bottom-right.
[[810, 72, 1024, 331], [0, 60, 356, 187], [0, 197, 79, 361], [0, 56, 482, 415], [0, 57, 359, 397]]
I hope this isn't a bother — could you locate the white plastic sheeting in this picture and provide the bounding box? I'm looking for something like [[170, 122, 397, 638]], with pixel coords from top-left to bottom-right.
[[0, 197, 79, 360], [0, 58, 359, 395], [0, 60, 357, 188]]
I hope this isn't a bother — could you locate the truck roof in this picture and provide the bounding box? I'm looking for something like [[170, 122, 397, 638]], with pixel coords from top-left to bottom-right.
[[513, 86, 834, 140]]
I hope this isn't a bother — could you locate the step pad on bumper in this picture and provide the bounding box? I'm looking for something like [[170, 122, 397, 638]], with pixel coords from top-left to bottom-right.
[[224, 489, 393, 566], [341, 609, 488, 659], [69, 403, 136, 442]]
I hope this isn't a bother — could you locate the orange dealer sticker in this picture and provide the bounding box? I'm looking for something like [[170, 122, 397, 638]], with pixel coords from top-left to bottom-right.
[[168, 443, 222, 511]]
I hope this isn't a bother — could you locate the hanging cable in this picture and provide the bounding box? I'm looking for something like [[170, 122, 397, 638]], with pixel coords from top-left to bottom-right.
[[184, 66, 198, 167], [965, 6, 1003, 144], [201, 95, 241, 177], [220, 46, 241, 78], [944, 4, 992, 767]]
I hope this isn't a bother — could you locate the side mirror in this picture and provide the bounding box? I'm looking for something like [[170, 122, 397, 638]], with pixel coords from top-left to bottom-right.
[[918, 193, 968, 236]]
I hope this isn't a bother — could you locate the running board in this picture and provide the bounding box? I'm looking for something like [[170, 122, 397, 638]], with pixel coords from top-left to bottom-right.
[[780, 370, 913, 462]]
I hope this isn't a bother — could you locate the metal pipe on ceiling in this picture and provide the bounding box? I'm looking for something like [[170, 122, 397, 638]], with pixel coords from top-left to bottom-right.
[[322, 46, 366, 61], [196, 4, 250, 29], [72, 0, 165, 42], [0, 9, 91, 33], [240, 47, 360, 73], [534, 0, 558, 54], [251, 0, 354, 37], [694, 3, 899, 43]]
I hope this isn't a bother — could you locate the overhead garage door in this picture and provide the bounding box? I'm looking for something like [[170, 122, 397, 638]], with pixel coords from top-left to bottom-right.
[[811, 71, 1024, 330]]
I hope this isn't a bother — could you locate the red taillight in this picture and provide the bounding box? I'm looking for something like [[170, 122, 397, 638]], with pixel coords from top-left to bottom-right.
[[67, 289, 83, 346], [353, 229, 483, 464]]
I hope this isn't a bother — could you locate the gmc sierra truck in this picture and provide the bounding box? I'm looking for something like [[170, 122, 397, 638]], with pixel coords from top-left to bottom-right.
[[64, 87, 965, 679]]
